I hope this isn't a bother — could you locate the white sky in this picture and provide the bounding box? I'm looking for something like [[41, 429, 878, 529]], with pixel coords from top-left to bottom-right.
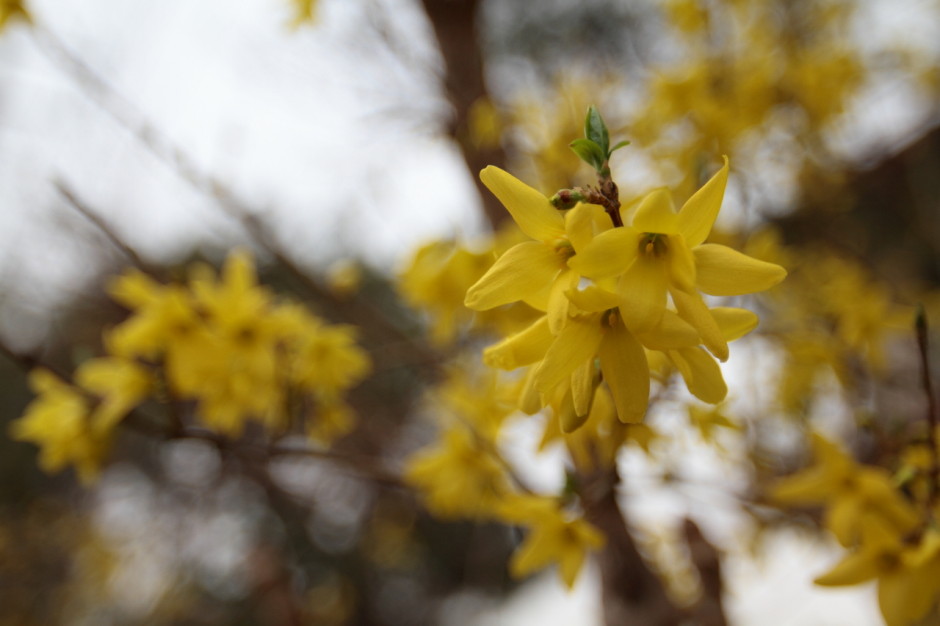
[[0, 0, 488, 349]]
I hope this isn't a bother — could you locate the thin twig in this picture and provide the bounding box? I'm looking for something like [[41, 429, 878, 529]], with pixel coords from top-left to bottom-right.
[[29, 22, 443, 371], [0, 337, 74, 385], [54, 180, 157, 275], [170, 425, 408, 489], [915, 304, 939, 511]]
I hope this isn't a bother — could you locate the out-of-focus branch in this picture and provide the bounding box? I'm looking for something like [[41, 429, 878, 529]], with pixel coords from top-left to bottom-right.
[[580, 465, 686, 626], [29, 23, 443, 374], [0, 332, 408, 489], [916, 305, 939, 511], [683, 518, 727, 626], [54, 180, 158, 275], [419, 0, 509, 231]]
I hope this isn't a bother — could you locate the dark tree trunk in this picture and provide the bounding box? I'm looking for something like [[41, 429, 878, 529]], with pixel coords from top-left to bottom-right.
[[420, 0, 509, 230]]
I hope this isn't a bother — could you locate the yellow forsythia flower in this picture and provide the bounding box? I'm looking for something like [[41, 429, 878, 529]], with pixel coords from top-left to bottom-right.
[[500, 495, 605, 589], [0, 0, 29, 32], [10, 370, 107, 484]]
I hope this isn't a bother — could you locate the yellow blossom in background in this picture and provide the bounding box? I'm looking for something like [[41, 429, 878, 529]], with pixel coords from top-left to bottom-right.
[[499, 495, 605, 589], [771, 434, 920, 548], [289, 0, 317, 26], [0, 0, 29, 31], [815, 522, 940, 626], [12, 249, 372, 481], [326, 259, 362, 298], [400, 240, 494, 344], [405, 425, 511, 519], [687, 405, 738, 443], [405, 366, 518, 517], [10, 370, 108, 484], [75, 357, 153, 430], [467, 96, 502, 150]]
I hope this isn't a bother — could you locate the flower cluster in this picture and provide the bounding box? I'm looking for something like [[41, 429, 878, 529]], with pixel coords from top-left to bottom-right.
[[772, 434, 940, 626], [404, 366, 605, 588], [11, 251, 371, 481], [465, 159, 785, 430]]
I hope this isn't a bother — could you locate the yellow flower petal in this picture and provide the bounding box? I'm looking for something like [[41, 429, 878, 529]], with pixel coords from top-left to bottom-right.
[[710, 307, 759, 341], [633, 189, 678, 234], [814, 551, 882, 587], [567, 227, 640, 280], [636, 310, 700, 350], [518, 367, 542, 414], [598, 320, 650, 423], [565, 203, 606, 253], [666, 233, 696, 292], [483, 316, 552, 370], [465, 242, 562, 310], [535, 316, 604, 394], [878, 566, 940, 626], [547, 269, 579, 334], [570, 360, 595, 425], [565, 284, 622, 313], [480, 166, 565, 242], [523, 281, 551, 312], [672, 347, 727, 404], [676, 156, 729, 247], [694, 244, 787, 296], [617, 256, 667, 333], [671, 288, 728, 361], [509, 529, 553, 578]]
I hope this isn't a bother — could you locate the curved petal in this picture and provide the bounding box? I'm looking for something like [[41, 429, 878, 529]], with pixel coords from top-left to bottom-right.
[[509, 527, 553, 579], [813, 551, 882, 587], [465, 242, 562, 310], [535, 316, 604, 395], [481, 166, 565, 242], [677, 156, 729, 247], [879, 567, 937, 626], [632, 189, 678, 234], [483, 316, 552, 370], [671, 288, 728, 361], [565, 284, 621, 314], [547, 269, 579, 333], [599, 320, 650, 423], [567, 227, 639, 280], [666, 233, 696, 292], [559, 390, 590, 434], [673, 347, 727, 404], [694, 244, 787, 296], [523, 281, 551, 312], [569, 361, 596, 428], [636, 310, 700, 350], [565, 203, 606, 253], [617, 256, 667, 333], [711, 307, 759, 341]]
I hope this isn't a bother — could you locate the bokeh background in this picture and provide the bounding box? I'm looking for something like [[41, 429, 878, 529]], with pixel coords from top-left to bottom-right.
[[3, 0, 940, 624]]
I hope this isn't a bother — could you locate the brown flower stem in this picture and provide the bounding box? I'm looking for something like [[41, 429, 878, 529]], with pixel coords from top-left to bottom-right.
[[597, 160, 623, 227], [916, 305, 939, 511]]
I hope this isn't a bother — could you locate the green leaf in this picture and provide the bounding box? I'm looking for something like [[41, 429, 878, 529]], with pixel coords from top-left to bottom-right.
[[570, 138, 605, 171], [583, 106, 610, 156], [608, 139, 631, 157]]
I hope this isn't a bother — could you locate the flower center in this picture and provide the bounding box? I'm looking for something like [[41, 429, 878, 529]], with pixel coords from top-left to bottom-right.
[[640, 233, 667, 258], [553, 239, 576, 261]]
